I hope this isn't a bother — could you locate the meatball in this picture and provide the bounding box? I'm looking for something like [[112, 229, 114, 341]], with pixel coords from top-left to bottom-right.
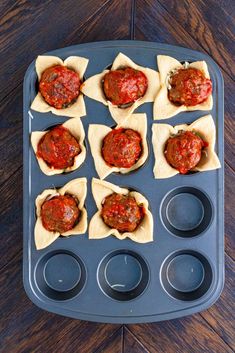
[[165, 130, 207, 174], [37, 125, 81, 170], [102, 128, 142, 168], [39, 65, 81, 109], [41, 195, 80, 233], [168, 67, 212, 106], [103, 67, 148, 106], [101, 193, 144, 232]]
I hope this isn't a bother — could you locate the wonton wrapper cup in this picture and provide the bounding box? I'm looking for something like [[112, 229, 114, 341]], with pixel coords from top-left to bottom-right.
[[31, 117, 86, 176], [89, 178, 153, 243], [31, 55, 89, 118], [81, 52, 160, 124], [88, 113, 148, 179], [152, 114, 221, 179], [153, 55, 213, 120], [35, 178, 87, 250]]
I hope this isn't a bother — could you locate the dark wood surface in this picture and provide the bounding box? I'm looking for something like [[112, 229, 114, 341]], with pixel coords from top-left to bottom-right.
[[0, 0, 234, 352]]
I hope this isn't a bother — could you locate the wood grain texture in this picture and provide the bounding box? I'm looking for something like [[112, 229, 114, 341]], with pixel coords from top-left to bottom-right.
[[94, 327, 123, 353], [0, 90, 22, 185], [0, 0, 234, 352], [158, 0, 235, 79], [127, 314, 233, 353], [0, 166, 22, 270], [124, 327, 149, 353], [200, 254, 235, 350], [0, 0, 110, 101]]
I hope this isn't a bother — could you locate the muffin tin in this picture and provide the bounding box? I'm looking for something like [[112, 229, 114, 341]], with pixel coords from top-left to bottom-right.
[[23, 40, 224, 323]]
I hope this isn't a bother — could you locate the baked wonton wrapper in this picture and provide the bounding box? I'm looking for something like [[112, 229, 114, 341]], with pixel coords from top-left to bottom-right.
[[35, 178, 87, 250], [81, 52, 160, 124], [152, 114, 221, 179], [31, 55, 89, 118], [31, 117, 86, 176], [88, 113, 148, 179], [153, 55, 213, 120], [89, 178, 153, 243]]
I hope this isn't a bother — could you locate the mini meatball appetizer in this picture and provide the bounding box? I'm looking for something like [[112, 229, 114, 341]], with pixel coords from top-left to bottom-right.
[[103, 67, 148, 106], [89, 178, 153, 243], [102, 128, 142, 168], [165, 131, 208, 174], [41, 194, 80, 233], [37, 125, 81, 169], [39, 65, 81, 109], [35, 178, 87, 250], [168, 68, 212, 107], [81, 53, 160, 124], [31, 118, 86, 176], [152, 115, 221, 179], [88, 113, 148, 179], [31, 55, 89, 118], [101, 193, 145, 232], [154, 55, 213, 120]]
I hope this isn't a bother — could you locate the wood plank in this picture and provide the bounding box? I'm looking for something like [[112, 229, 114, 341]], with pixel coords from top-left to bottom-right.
[[94, 327, 123, 353], [0, 166, 22, 270], [0, 252, 120, 353], [200, 254, 235, 350], [0, 84, 22, 185], [0, 0, 111, 101], [43, 322, 122, 353], [127, 314, 233, 353], [0, 124, 22, 183], [124, 327, 149, 353], [158, 0, 235, 80], [0, 0, 133, 103], [65, 0, 132, 44]]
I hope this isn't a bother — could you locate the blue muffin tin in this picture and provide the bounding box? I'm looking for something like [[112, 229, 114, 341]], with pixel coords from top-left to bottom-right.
[[23, 40, 224, 323]]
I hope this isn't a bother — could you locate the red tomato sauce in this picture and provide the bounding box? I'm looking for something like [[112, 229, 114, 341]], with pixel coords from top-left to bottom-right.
[[41, 194, 80, 233], [102, 128, 142, 168], [168, 67, 212, 106], [101, 193, 145, 232], [165, 130, 208, 174], [103, 67, 148, 106], [39, 65, 81, 109], [37, 125, 80, 170]]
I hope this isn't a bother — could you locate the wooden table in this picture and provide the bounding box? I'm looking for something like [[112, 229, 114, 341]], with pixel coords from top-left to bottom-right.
[[1, 1, 234, 352]]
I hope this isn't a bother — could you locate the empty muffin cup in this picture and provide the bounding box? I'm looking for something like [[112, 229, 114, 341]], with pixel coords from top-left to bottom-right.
[[161, 250, 213, 301], [35, 250, 86, 300], [98, 250, 149, 301], [161, 187, 213, 237]]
